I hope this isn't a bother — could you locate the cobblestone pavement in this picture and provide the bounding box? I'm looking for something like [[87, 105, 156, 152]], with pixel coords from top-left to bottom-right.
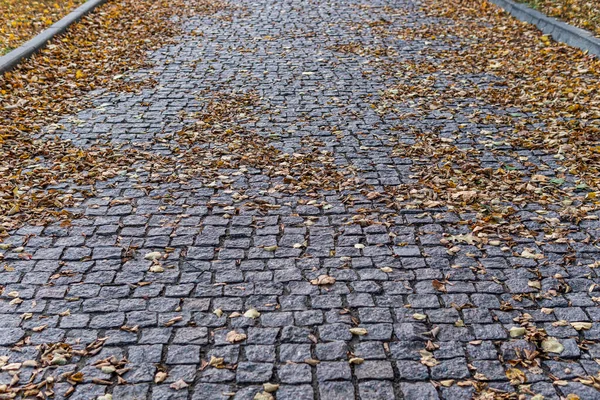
[[2, 0, 600, 399]]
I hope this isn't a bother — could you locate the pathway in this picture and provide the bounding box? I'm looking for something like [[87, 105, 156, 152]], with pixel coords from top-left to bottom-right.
[[1, 0, 600, 399]]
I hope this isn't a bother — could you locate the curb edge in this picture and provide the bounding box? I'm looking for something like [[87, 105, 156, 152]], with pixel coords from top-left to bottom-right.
[[489, 0, 600, 57], [0, 0, 109, 74]]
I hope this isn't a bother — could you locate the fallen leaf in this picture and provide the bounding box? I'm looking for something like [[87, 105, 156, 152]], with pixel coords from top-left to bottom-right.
[[528, 280, 541, 289], [70, 371, 84, 383], [542, 337, 564, 354], [521, 249, 544, 260], [310, 275, 336, 286], [225, 330, 247, 343], [570, 322, 592, 331], [349, 327, 368, 336], [154, 371, 167, 384], [412, 313, 427, 320], [101, 366, 116, 374], [509, 327, 526, 337], [169, 379, 188, 390], [1, 363, 21, 371], [263, 383, 279, 393], [419, 349, 439, 367], [243, 309, 261, 319], [149, 265, 164, 273], [505, 368, 527, 384], [208, 356, 224, 368], [254, 392, 274, 400], [432, 279, 447, 292], [144, 251, 162, 260]]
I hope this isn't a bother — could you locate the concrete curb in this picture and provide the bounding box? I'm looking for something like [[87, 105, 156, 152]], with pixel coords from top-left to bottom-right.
[[489, 0, 600, 57], [0, 0, 109, 74]]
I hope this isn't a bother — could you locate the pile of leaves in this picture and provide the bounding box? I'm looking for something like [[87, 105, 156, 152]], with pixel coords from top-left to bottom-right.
[[172, 91, 362, 197], [0, 0, 232, 232], [0, 338, 116, 398], [351, 0, 600, 242], [0, 0, 84, 55], [0, 0, 359, 233], [517, 0, 600, 37]]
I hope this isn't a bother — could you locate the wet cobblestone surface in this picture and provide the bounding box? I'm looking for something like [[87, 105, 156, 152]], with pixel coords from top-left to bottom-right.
[[1, 0, 600, 399]]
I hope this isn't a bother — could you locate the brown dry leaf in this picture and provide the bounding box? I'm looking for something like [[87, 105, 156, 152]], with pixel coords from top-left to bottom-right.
[[419, 349, 439, 367], [263, 383, 279, 393], [505, 368, 527, 385], [310, 275, 336, 286], [446, 246, 461, 255], [208, 356, 225, 368], [243, 309, 261, 319], [542, 337, 564, 354], [1, 363, 21, 371], [447, 234, 478, 245], [509, 326, 526, 337], [452, 190, 477, 203], [432, 279, 447, 292], [349, 327, 368, 336], [527, 280, 542, 289], [101, 366, 116, 374], [213, 308, 224, 317], [31, 325, 47, 332], [225, 330, 247, 343], [144, 251, 162, 261], [149, 265, 165, 273], [164, 315, 183, 327], [570, 322, 592, 331], [70, 371, 84, 383], [92, 378, 113, 385], [169, 379, 189, 390], [154, 371, 167, 384], [530, 174, 549, 183], [473, 372, 488, 381], [254, 392, 274, 400], [522, 249, 544, 260]]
